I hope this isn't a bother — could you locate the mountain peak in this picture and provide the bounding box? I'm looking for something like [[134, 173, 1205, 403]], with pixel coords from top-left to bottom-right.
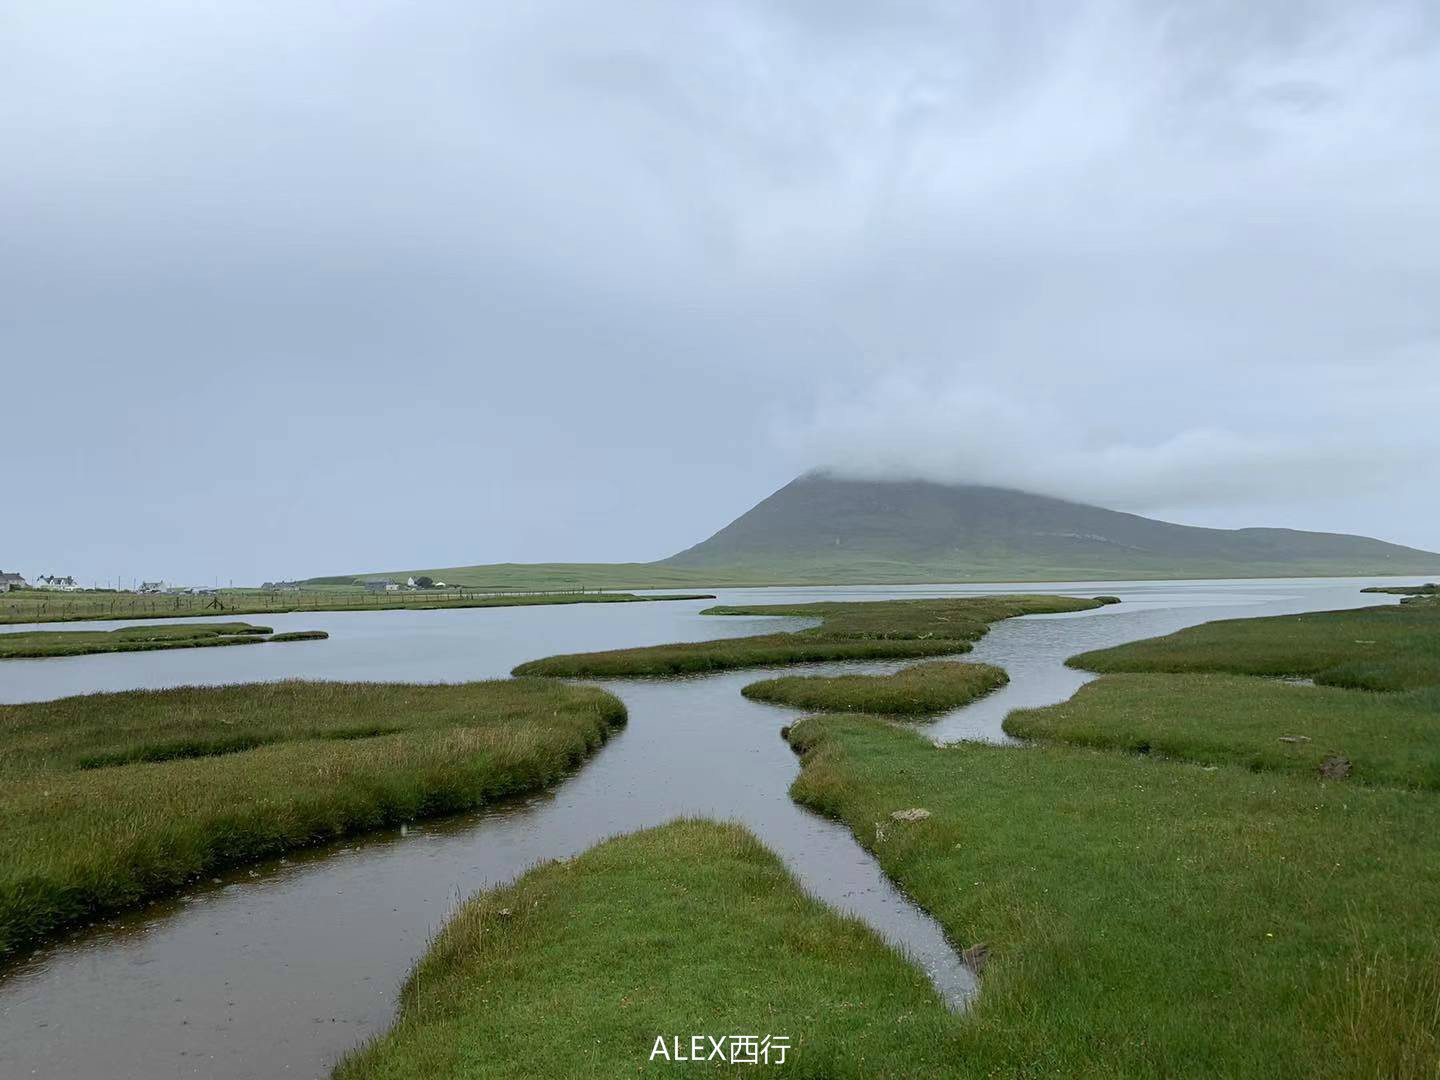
[[661, 473, 1440, 580]]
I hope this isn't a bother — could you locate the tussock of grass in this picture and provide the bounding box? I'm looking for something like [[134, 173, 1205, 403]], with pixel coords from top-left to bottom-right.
[[334, 820, 960, 1080], [743, 660, 1007, 717], [0, 622, 282, 659], [1006, 675, 1440, 790], [1320, 925, 1440, 1078], [783, 714, 1440, 1077], [513, 595, 1105, 678], [1362, 583, 1439, 595], [266, 630, 330, 642], [0, 679, 624, 958], [1068, 603, 1440, 691]]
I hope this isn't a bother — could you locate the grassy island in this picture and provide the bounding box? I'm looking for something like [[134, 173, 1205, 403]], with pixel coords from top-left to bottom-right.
[[0, 679, 624, 959], [0, 621, 327, 660], [512, 595, 1107, 677], [334, 820, 960, 1080], [742, 660, 1008, 717]]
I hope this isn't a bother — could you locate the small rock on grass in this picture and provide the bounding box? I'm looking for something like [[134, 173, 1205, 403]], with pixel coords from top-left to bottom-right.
[[1319, 755, 1352, 780], [890, 808, 931, 822], [962, 943, 990, 974], [1277, 735, 1311, 744]]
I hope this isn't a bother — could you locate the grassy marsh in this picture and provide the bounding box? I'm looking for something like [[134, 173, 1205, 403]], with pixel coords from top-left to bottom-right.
[[0, 590, 715, 626], [1362, 583, 1439, 595], [0, 621, 311, 659], [1006, 674, 1440, 790], [334, 820, 960, 1079], [1014, 599, 1440, 790], [743, 660, 1008, 717], [513, 594, 1107, 678], [1068, 602, 1440, 691], [785, 714, 1440, 1077], [0, 679, 624, 959]]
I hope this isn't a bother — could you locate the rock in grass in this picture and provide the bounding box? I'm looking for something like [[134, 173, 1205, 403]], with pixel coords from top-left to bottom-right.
[[890, 807, 931, 822], [1277, 735, 1311, 744], [1319, 755, 1352, 780], [962, 943, 990, 974]]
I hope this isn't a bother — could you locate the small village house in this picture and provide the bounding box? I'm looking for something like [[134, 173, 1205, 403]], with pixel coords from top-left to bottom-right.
[[35, 574, 81, 592], [0, 571, 27, 593]]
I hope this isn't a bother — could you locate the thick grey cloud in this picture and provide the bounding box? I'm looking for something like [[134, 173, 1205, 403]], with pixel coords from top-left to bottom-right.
[[4, 1, 1438, 584]]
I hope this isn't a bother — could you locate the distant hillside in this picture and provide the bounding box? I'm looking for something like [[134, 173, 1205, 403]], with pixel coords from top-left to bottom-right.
[[315, 474, 1440, 589], [660, 474, 1440, 581]]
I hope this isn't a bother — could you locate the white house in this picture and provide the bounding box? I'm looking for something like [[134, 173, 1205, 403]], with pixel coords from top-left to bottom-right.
[[0, 571, 26, 593], [35, 574, 82, 592]]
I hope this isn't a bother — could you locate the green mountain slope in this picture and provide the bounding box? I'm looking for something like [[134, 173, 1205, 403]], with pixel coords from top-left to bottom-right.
[[318, 474, 1440, 588], [659, 474, 1440, 580]]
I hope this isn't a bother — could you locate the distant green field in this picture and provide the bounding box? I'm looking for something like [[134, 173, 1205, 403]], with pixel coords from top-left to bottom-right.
[[0, 588, 713, 626], [308, 557, 1440, 591], [0, 622, 329, 659]]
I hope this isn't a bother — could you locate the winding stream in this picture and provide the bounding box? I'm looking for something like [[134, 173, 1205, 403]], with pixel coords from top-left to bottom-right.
[[0, 578, 1403, 1079]]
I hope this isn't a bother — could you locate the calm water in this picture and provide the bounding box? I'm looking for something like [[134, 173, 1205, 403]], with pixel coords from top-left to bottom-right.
[[0, 578, 1404, 1079]]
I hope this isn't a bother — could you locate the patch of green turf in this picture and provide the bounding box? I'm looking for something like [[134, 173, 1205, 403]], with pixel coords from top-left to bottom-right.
[[1362, 584, 1439, 595], [0, 679, 624, 958], [1006, 674, 1440, 790], [743, 660, 1008, 717], [785, 715, 1440, 1078], [333, 820, 960, 1080], [1068, 603, 1440, 691], [0, 622, 285, 659], [513, 595, 1106, 677]]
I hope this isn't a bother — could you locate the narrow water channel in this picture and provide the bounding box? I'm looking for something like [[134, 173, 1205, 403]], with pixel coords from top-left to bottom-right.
[[0, 579, 1402, 1079]]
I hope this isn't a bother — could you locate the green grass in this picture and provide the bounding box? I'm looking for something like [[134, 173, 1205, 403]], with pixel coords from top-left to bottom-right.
[[0, 679, 625, 958], [1006, 674, 1440, 790], [0, 590, 715, 626], [512, 595, 1107, 677], [334, 820, 961, 1080], [0, 621, 302, 659], [1068, 602, 1440, 691], [265, 629, 330, 643], [743, 660, 1008, 717], [1013, 597, 1440, 791], [1362, 583, 1439, 595], [313, 553, 1440, 593], [785, 715, 1440, 1078]]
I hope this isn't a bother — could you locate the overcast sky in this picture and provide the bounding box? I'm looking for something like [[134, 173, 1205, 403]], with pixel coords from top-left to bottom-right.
[[5, 1, 1438, 585]]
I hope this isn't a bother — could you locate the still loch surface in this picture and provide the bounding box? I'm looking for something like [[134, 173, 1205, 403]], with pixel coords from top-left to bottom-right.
[[0, 578, 1404, 1078]]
